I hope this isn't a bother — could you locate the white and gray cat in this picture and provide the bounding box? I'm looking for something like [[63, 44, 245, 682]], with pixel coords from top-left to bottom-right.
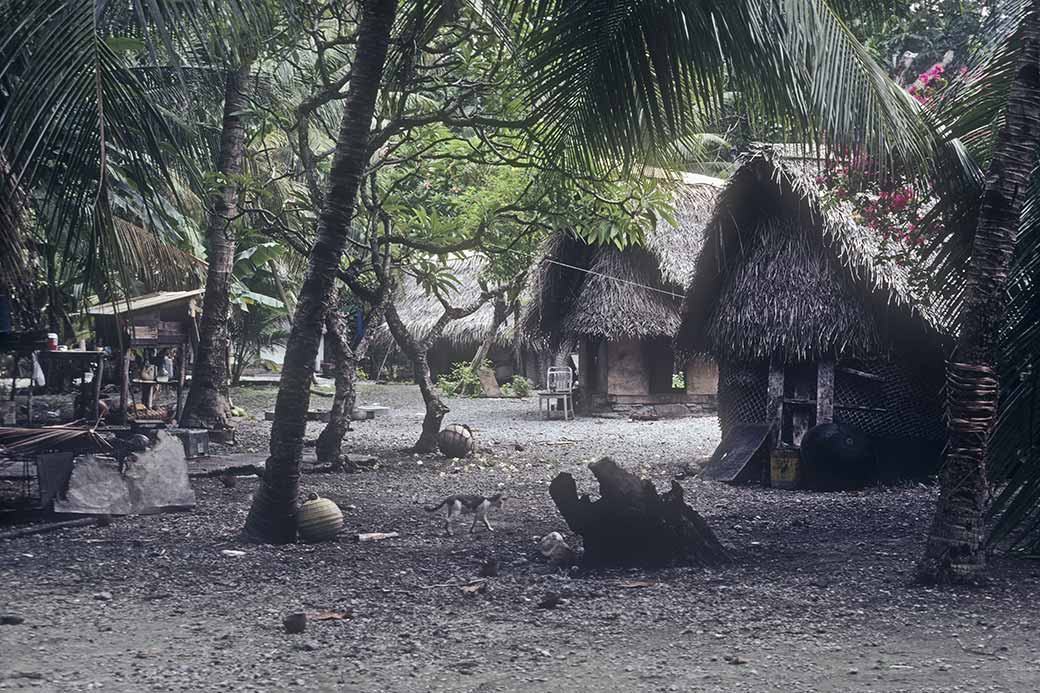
[[425, 493, 505, 535]]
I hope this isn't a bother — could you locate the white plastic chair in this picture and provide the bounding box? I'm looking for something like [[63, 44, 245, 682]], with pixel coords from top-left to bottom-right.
[[538, 366, 574, 420]]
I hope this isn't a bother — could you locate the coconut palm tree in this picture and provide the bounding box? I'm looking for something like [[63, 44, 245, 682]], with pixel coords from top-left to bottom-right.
[[243, 0, 935, 543], [0, 0, 270, 329], [179, 58, 256, 432], [912, 0, 1040, 582]]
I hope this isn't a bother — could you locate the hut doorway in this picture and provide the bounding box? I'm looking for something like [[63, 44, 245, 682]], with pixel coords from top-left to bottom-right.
[[778, 361, 818, 447], [580, 337, 607, 395]]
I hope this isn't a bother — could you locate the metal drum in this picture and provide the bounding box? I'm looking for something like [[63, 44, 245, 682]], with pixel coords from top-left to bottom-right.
[[297, 493, 344, 542], [438, 424, 475, 459]]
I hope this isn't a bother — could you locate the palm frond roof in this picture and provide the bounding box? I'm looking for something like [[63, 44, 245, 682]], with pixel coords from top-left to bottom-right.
[[373, 256, 512, 349], [523, 177, 723, 345], [677, 145, 944, 362]]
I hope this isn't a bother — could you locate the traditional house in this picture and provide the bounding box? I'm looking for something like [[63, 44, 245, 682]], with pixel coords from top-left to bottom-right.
[[371, 257, 526, 383], [523, 175, 723, 416], [677, 148, 947, 484]]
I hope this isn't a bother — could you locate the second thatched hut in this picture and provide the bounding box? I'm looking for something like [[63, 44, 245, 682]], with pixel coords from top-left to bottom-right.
[[524, 174, 724, 416], [677, 147, 948, 485], [371, 256, 524, 383]]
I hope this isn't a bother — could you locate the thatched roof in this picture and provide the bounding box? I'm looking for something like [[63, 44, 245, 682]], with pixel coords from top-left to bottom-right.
[[372, 256, 512, 350], [523, 178, 723, 346], [677, 146, 942, 363]]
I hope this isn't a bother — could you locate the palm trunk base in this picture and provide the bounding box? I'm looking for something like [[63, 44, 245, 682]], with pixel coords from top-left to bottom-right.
[[243, 465, 300, 544], [180, 385, 234, 431], [915, 450, 988, 585]]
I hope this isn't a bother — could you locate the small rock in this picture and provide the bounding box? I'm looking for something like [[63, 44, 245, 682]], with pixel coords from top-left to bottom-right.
[[538, 532, 576, 566], [92, 591, 113, 602], [848, 668, 859, 675], [478, 558, 499, 578], [221, 549, 247, 558], [0, 614, 25, 625], [537, 592, 561, 610], [295, 639, 321, 652], [514, 443, 525, 452], [283, 612, 307, 634]]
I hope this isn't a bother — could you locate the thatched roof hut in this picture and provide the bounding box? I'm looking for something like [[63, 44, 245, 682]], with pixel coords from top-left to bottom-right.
[[525, 176, 723, 347], [374, 256, 511, 349], [370, 255, 525, 381], [679, 147, 948, 486], [677, 148, 940, 362], [523, 177, 724, 415]]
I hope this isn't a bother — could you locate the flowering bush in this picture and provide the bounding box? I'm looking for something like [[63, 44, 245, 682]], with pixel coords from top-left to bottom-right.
[[814, 62, 957, 261]]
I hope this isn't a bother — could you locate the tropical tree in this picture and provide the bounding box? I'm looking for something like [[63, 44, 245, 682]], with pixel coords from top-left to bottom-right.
[[180, 58, 257, 431], [912, 0, 1040, 582]]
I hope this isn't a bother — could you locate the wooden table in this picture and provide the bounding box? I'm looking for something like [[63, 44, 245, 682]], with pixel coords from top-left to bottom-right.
[[38, 350, 105, 422]]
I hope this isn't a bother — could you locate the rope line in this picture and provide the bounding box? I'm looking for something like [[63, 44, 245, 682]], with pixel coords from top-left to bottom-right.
[[542, 257, 686, 299]]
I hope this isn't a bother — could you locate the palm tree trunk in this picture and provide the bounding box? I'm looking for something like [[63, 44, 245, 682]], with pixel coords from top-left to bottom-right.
[[181, 60, 253, 431], [383, 297, 448, 452], [244, 0, 398, 543], [917, 5, 1040, 584]]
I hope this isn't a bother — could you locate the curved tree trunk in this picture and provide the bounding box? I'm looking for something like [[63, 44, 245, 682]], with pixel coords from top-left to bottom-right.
[[316, 308, 354, 464], [413, 352, 449, 452], [244, 0, 397, 543], [317, 303, 381, 464], [383, 297, 448, 452], [917, 5, 1040, 584], [181, 60, 253, 431]]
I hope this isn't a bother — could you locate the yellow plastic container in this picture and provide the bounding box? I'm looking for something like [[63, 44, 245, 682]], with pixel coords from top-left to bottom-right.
[[770, 447, 800, 490]]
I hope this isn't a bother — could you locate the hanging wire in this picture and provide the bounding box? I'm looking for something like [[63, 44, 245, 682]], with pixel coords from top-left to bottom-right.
[[541, 257, 686, 299]]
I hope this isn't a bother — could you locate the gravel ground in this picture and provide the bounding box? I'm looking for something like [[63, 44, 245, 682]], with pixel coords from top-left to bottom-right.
[[2, 383, 1040, 692]]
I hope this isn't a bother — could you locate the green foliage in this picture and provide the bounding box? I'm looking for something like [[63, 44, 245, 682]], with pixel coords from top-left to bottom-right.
[[501, 376, 533, 398], [438, 361, 486, 398], [672, 372, 685, 391]]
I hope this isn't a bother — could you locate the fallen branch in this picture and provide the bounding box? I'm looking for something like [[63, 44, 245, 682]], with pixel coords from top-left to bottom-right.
[[0, 518, 98, 541]]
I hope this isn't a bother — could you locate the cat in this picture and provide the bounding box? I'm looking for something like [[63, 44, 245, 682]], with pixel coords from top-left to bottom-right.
[[425, 493, 505, 536]]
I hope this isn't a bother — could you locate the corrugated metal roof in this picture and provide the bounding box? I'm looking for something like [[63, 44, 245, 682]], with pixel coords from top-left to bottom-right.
[[87, 289, 204, 316]]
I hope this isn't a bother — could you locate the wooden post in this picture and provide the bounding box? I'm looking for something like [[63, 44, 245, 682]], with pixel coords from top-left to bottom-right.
[[120, 350, 131, 424], [766, 353, 785, 443], [175, 343, 187, 421], [92, 354, 104, 422], [817, 357, 834, 425], [26, 355, 32, 426]]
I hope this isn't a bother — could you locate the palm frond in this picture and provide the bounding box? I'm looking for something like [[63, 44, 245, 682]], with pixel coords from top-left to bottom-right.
[[518, 0, 931, 172]]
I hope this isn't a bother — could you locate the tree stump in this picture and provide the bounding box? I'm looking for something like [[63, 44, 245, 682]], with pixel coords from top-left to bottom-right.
[[549, 457, 727, 567]]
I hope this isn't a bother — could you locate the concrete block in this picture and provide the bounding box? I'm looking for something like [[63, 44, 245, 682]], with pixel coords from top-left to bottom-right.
[[124, 431, 196, 513], [54, 455, 132, 515]]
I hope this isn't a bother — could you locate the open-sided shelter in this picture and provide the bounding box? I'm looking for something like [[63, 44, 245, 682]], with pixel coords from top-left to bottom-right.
[[524, 175, 723, 416], [677, 148, 947, 483]]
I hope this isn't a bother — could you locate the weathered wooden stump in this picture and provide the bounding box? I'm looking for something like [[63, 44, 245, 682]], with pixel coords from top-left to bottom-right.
[[549, 457, 727, 567]]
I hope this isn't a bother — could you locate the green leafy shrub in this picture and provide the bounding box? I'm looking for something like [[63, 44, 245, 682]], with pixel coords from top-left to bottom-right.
[[438, 361, 484, 397], [672, 372, 685, 390], [506, 375, 532, 398]]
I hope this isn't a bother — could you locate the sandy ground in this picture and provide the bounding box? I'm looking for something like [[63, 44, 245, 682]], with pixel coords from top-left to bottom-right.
[[2, 383, 1040, 692]]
